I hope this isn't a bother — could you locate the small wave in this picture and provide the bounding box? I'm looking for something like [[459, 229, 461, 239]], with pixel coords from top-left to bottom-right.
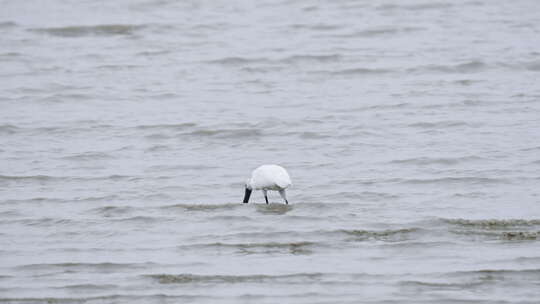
[[329, 67, 392, 75], [183, 128, 262, 139], [336, 27, 423, 38], [147, 272, 323, 284], [453, 79, 481, 86], [89, 206, 136, 217], [30, 24, 145, 37], [514, 257, 540, 263], [281, 54, 341, 64], [74, 195, 120, 203], [400, 280, 484, 290], [450, 229, 539, 241], [0, 174, 136, 184], [389, 156, 483, 166], [296, 131, 331, 139], [0, 210, 22, 217], [399, 177, 504, 185], [5, 217, 74, 227], [162, 203, 241, 212], [207, 57, 270, 65], [501, 231, 539, 240], [0, 174, 53, 182], [0, 21, 16, 29], [524, 60, 540, 71], [444, 218, 540, 228], [0, 295, 201, 303], [96, 64, 142, 70], [1, 197, 55, 204], [408, 60, 487, 74], [452, 192, 487, 198], [145, 144, 171, 152], [337, 228, 419, 241], [342, 103, 409, 112], [500, 60, 540, 72], [407, 120, 471, 129], [0, 124, 20, 135], [60, 151, 115, 161], [208, 215, 254, 221], [146, 164, 217, 172], [330, 191, 399, 200], [378, 2, 453, 11], [136, 50, 171, 57], [135, 123, 196, 130], [15, 262, 154, 271], [290, 23, 343, 31], [255, 203, 294, 215], [113, 216, 172, 224], [0, 52, 21, 59], [53, 283, 118, 290], [447, 268, 540, 281], [181, 241, 314, 255]]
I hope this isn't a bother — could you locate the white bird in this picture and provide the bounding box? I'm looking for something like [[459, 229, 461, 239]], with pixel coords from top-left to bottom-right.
[[243, 164, 292, 204]]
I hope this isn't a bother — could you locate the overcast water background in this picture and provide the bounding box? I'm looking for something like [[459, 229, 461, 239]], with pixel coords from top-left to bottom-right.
[[1, 0, 540, 303]]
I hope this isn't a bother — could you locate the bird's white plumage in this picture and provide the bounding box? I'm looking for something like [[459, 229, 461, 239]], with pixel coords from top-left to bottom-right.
[[247, 164, 291, 190]]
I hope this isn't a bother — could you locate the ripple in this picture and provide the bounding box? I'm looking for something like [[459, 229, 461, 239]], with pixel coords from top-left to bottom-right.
[[448, 268, 540, 280], [89, 206, 136, 217], [15, 262, 155, 272], [407, 120, 472, 129], [335, 27, 424, 38], [0, 124, 20, 135], [180, 241, 315, 255], [501, 231, 538, 240], [207, 56, 270, 65], [280, 54, 342, 64], [161, 203, 241, 212], [135, 123, 196, 130], [443, 218, 540, 228], [290, 23, 344, 31], [377, 2, 453, 11], [60, 151, 115, 161], [450, 229, 540, 241], [184, 128, 262, 139], [146, 272, 324, 284], [398, 177, 505, 185], [524, 60, 540, 71], [400, 280, 486, 290], [337, 228, 420, 241], [0, 175, 135, 184], [113, 216, 172, 224], [53, 283, 119, 290], [389, 156, 484, 166], [329, 67, 393, 76], [0, 21, 17, 28], [408, 60, 487, 74], [0, 295, 206, 303], [255, 204, 294, 215], [29, 24, 146, 37], [3, 217, 74, 227]]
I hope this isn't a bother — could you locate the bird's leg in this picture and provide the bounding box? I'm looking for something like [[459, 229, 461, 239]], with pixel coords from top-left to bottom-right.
[[263, 189, 268, 204], [279, 190, 288, 205]]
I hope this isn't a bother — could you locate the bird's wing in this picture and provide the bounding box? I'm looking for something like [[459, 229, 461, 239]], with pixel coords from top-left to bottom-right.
[[272, 166, 291, 189]]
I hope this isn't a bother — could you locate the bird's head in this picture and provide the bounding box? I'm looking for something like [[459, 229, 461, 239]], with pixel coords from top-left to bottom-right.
[[243, 178, 252, 203]]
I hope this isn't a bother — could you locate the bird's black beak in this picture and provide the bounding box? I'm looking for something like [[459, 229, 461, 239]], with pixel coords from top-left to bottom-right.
[[243, 188, 252, 204]]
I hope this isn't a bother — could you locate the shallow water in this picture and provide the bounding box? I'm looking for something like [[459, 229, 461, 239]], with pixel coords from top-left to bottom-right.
[[1, 0, 540, 303]]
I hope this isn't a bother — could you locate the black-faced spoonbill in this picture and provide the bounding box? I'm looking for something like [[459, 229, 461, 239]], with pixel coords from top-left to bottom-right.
[[243, 164, 292, 204]]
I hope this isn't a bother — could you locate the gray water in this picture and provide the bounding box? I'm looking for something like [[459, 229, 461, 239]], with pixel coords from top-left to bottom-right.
[[1, 0, 540, 303]]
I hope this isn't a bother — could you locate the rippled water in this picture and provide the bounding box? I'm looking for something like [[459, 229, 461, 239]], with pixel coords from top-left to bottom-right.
[[1, 0, 540, 303]]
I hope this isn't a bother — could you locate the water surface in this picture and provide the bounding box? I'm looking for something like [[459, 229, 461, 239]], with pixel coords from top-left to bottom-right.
[[1, 0, 540, 303]]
